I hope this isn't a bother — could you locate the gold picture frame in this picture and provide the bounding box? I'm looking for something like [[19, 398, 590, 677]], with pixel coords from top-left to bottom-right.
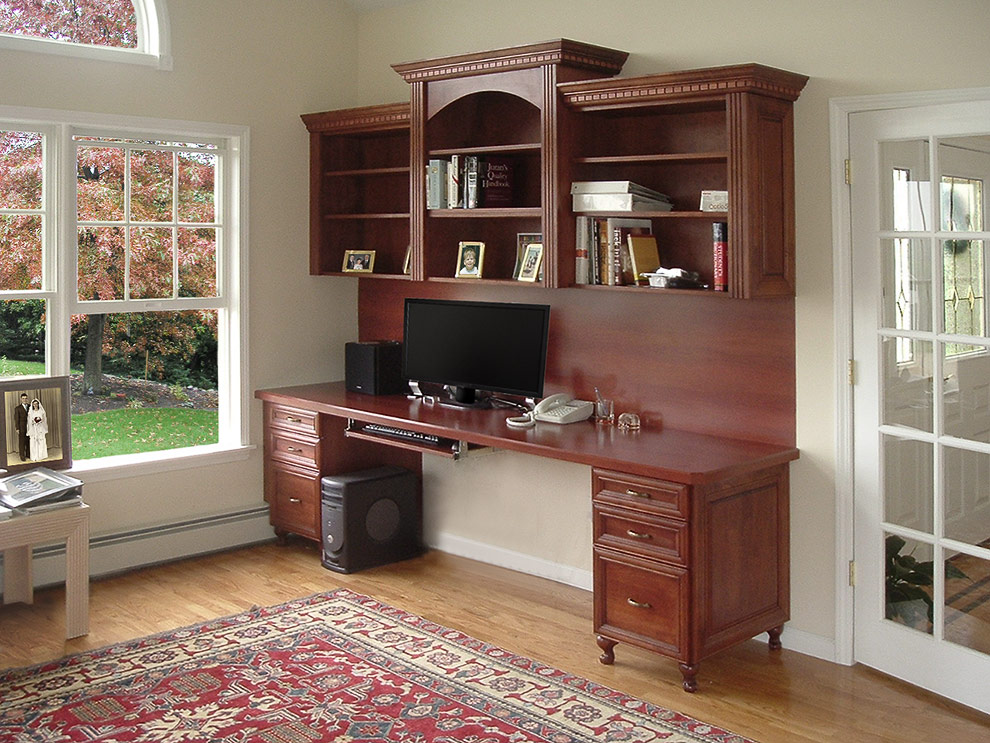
[[517, 243, 544, 282], [455, 241, 484, 278], [342, 250, 375, 273], [513, 232, 542, 279]]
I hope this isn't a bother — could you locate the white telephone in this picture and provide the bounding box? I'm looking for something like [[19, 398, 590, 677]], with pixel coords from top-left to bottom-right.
[[506, 393, 594, 428]]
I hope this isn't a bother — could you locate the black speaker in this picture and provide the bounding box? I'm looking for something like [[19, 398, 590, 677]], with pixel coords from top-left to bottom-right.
[[320, 466, 422, 574], [345, 340, 405, 395]]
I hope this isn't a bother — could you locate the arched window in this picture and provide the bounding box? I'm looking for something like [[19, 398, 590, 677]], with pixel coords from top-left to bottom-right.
[[0, 0, 171, 68]]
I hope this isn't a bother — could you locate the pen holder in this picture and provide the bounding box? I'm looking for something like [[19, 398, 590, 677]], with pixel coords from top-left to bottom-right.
[[594, 398, 614, 425]]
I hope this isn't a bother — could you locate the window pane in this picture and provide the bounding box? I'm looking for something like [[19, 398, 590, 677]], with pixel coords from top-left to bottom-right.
[[943, 446, 990, 545], [882, 237, 932, 334], [78, 226, 124, 300], [178, 227, 216, 298], [0, 298, 45, 377], [944, 548, 990, 657], [0, 214, 42, 290], [178, 151, 216, 223], [882, 336, 933, 432], [130, 150, 173, 222], [882, 141, 931, 232], [885, 532, 934, 635], [943, 239, 985, 343], [0, 129, 42, 209], [77, 146, 124, 221], [883, 435, 933, 533], [0, 0, 138, 49], [129, 227, 173, 299], [70, 310, 219, 459]]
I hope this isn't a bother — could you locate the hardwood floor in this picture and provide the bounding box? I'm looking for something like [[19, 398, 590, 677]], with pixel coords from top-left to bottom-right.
[[2, 541, 989, 742]]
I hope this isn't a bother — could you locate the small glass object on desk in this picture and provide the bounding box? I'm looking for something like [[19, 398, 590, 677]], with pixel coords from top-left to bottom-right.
[[594, 398, 614, 425]]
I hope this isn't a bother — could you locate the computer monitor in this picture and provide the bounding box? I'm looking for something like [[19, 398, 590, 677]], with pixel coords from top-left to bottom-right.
[[402, 298, 550, 405]]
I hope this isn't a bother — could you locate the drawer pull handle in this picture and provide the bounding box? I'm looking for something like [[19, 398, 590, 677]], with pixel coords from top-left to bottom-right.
[[626, 530, 652, 540], [288, 497, 301, 504], [627, 598, 652, 609], [625, 489, 650, 498], [287, 446, 302, 452], [284, 416, 303, 423]]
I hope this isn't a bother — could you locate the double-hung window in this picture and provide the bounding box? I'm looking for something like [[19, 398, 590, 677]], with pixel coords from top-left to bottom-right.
[[0, 112, 247, 469]]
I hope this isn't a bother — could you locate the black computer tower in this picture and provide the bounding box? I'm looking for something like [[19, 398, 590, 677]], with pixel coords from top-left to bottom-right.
[[320, 466, 422, 573]]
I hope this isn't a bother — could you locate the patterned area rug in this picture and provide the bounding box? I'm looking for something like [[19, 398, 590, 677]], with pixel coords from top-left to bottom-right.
[[0, 589, 755, 742]]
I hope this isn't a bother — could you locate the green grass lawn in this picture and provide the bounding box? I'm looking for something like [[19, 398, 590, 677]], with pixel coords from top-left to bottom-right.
[[71, 408, 218, 459]]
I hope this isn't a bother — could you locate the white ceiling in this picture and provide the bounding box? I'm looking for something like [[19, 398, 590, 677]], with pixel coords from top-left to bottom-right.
[[345, 0, 419, 12]]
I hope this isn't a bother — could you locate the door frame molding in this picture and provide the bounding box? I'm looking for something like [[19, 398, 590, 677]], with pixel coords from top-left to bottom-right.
[[828, 85, 990, 667]]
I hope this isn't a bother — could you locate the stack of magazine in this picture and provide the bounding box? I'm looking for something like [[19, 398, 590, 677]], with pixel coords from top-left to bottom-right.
[[0, 467, 83, 517], [571, 181, 673, 212]]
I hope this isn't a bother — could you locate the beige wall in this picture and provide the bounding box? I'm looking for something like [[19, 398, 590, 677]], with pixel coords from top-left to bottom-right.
[[350, 0, 990, 647], [0, 1, 362, 540]]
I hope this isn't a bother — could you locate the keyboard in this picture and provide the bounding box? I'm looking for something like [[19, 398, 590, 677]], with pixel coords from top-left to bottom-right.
[[363, 423, 441, 446]]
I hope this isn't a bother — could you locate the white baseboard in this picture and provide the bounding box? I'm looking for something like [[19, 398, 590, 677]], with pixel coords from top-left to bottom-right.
[[429, 531, 594, 591], [430, 530, 838, 663], [0, 507, 274, 592]]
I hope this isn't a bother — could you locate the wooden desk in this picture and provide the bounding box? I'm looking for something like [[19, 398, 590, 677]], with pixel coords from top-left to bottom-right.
[[0, 503, 90, 639], [255, 382, 799, 691]]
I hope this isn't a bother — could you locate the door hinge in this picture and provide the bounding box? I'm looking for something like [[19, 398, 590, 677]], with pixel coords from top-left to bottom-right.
[[848, 359, 856, 385], [849, 559, 857, 587], [844, 158, 852, 185]]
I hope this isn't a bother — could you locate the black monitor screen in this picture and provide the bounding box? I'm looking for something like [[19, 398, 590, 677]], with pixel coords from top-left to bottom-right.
[[403, 298, 550, 403]]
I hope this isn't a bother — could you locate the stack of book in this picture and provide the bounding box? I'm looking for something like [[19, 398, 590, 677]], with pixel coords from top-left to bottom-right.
[[571, 181, 673, 212], [0, 467, 83, 514], [427, 156, 514, 209], [575, 216, 654, 286]]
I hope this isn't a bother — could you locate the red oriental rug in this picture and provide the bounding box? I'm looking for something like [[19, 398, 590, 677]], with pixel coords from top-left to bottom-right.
[[0, 589, 756, 742]]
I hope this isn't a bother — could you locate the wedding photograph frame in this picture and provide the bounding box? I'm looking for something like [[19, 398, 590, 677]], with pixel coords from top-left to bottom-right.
[[0, 376, 72, 473], [342, 250, 375, 273]]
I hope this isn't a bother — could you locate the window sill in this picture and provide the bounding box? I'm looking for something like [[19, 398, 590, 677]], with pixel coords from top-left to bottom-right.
[[69, 443, 255, 483]]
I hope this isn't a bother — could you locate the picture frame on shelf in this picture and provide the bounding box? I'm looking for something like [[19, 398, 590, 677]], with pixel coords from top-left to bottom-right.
[[455, 241, 484, 278], [402, 245, 411, 275], [513, 233, 542, 279], [342, 250, 375, 273], [0, 376, 72, 473], [517, 243, 544, 282]]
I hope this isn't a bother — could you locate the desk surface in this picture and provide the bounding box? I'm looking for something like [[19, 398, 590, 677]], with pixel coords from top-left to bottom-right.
[[256, 382, 799, 485]]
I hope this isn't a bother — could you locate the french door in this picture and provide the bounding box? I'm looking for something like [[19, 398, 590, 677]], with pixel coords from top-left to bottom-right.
[[850, 99, 990, 712]]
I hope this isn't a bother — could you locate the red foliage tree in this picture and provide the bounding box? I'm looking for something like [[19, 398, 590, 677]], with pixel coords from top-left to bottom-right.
[[0, 0, 138, 48]]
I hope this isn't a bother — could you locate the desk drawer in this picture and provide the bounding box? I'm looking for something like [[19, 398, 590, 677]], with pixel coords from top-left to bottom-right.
[[594, 548, 688, 659], [268, 403, 320, 436], [593, 469, 689, 519], [269, 430, 320, 469], [268, 461, 321, 542], [593, 503, 687, 565]]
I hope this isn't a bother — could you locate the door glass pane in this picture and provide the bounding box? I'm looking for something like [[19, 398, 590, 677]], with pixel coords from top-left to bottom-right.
[[944, 548, 990, 657], [943, 342, 990, 444], [881, 139, 931, 231], [938, 137, 987, 232], [885, 532, 934, 635], [882, 238, 932, 332], [943, 239, 985, 342], [944, 446, 990, 544], [882, 336, 933, 431], [883, 435, 933, 532]]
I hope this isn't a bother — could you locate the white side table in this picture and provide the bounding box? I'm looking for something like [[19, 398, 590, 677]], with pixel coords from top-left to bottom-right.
[[0, 503, 90, 638]]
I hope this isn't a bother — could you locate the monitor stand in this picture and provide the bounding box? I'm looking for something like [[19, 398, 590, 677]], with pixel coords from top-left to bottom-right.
[[437, 386, 492, 409]]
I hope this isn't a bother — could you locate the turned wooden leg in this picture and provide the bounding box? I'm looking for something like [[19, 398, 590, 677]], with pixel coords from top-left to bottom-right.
[[274, 529, 288, 546], [596, 635, 617, 665], [767, 624, 783, 651], [678, 662, 699, 692]]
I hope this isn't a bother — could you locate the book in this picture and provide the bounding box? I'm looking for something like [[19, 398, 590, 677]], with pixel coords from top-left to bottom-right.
[[426, 159, 449, 209], [713, 221, 728, 292], [700, 190, 728, 212], [575, 216, 591, 285], [481, 156, 513, 207], [0, 467, 83, 510], [571, 180, 672, 202], [447, 154, 462, 208], [627, 234, 661, 283], [609, 218, 651, 285], [572, 192, 673, 212], [464, 156, 481, 208]]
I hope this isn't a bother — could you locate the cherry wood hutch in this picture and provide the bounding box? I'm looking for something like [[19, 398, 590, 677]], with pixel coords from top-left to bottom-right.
[[261, 40, 806, 692]]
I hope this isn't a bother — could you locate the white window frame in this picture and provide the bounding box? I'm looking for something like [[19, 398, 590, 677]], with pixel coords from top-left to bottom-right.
[[0, 104, 249, 479], [0, 0, 172, 70]]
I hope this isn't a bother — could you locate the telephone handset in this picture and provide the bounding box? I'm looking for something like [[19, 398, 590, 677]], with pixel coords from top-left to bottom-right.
[[506, 393, 594, 428]]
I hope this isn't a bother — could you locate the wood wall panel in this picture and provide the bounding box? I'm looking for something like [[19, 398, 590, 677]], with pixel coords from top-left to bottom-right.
[[358, 278, 795, 446]]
